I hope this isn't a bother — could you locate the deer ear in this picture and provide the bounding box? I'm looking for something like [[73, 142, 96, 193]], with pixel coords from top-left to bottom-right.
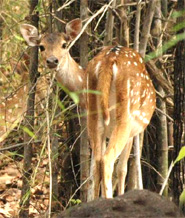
[[20, 24, 41, 46], [65, 18, 82, 40]]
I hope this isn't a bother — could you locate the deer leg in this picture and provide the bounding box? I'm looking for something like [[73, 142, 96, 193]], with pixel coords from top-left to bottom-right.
[[88, 131, 106, 200], [102, 124, 131, 198], [116, 137, 133, 195]]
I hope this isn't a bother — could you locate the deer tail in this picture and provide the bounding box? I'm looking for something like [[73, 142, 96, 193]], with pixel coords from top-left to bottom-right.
[[97, 61, 113, 126]]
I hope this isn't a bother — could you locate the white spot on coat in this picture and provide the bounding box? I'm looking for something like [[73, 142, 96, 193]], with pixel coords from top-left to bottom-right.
[[78, 75, 83, 82], [143, 118, 149, 124], [113, 63, 118, 79], [95, 61, 101, 77], [133, 110, 140, 116], [141, 90, 146, 98], [127, 79, 131, 114]]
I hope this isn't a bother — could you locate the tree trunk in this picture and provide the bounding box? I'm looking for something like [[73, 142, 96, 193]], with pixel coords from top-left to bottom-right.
[[80, 0, 89, 202], [116, 0, 129, 47], [134, 0, 142, 51], [139, 0, 157, 57], [173, 0, 185, 210], [0, 0, 3, 62], [104, 0, 116, 45], [157, 87, 168, 196], [153, 0, 169, 197], [127, 0, 143, 191], [161, 0, 168, 18], [19, 1, 39, 217]]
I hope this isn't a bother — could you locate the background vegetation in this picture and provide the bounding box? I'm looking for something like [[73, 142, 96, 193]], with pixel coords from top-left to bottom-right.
[[0, 0, 184, 217]]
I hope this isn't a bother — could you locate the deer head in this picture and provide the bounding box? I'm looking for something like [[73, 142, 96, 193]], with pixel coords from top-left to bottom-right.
[[20, 19, 82, 70], [20, 19, 86, 108]]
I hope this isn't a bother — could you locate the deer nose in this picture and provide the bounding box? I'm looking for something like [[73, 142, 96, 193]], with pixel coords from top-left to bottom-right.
[[46, 56, 59, 68]]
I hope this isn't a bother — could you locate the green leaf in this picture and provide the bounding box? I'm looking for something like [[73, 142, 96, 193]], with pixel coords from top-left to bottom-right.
[[172, 10, 185, 19], [22, 126, 36, 139], [14, 34, 24, 41], [145, 32, 185, 62], [69, 92, 79, 104], [179, 189, 185, 209], [174, 146, 185, 165], [57, 98, 65, 110], [79, 89, 102, 95], [172, 21, 185, 32]]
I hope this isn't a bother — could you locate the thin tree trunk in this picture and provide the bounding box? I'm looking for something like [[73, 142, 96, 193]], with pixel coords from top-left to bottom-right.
[[153, 0, 168, 197], [157, 87, 168, 196], [134, 0, 142, 51], [127, 0, 143, 191], [0, 0, 3, 66], [104, 0, 116, 45], [80, 0, 89, 202], [47, 3, 60, 211], [139, 0, 157, 57], [51, 125, 59, 211], [19, 1, 39, 217], [173, 0, 185, 209], [161, 0, 168, 18], [116, 0, 129, 47]]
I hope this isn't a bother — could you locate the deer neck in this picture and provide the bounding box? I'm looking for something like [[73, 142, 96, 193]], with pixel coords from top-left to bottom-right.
[[55, 52, 87, 109]]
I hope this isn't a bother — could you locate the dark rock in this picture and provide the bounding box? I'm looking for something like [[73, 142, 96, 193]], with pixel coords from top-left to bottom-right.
[[53, 189, 183, 218]]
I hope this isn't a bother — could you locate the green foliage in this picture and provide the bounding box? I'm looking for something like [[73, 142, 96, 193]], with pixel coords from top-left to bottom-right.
[[179, 189, 185, 209], [70, 198, 81, 206], [174, 146, 185, 165], [145, 32, 185, 62], [145, 10, 185, 62], [174, 147, 185, 208], [172, 10, 185, 19], [22, 126, 37, 139]]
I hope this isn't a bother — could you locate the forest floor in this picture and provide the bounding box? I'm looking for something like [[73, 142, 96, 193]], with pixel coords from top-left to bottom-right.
[[0, 150, 49, 217], [0, 149, 184, 218]]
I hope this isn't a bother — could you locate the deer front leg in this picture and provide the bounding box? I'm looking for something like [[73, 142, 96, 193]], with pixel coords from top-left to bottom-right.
[[116, 138, 133, 195]]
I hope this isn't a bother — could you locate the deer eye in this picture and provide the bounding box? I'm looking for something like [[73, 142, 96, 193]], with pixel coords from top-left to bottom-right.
[[62, 42, 67, 49], [39, 45, 45, 52]]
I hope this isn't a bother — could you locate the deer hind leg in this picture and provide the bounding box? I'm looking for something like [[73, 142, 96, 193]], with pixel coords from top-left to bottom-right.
[[88, 133, 106, 200], [116, 137, 133, 195], [102, 124, 131, 198]]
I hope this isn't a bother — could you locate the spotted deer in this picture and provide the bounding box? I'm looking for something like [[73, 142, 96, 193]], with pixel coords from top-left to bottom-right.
[[20, 19, 156, 199], [20, 19, 86, 109], [87, 45, 156, 199], [0, 58, 50, 143], [0, 61, 29, 143]]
